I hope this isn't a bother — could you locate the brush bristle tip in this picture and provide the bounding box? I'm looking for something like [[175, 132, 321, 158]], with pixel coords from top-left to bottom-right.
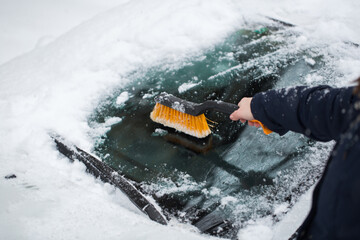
[[150, 103, 211, 138]]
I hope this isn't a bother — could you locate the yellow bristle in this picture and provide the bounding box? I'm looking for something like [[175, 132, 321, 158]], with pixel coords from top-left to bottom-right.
[[150, 103, 211, 138]]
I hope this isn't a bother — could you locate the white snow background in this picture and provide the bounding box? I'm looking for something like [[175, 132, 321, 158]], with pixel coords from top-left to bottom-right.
[[0, 0, 129, 65], [1, 0, 360, 240]]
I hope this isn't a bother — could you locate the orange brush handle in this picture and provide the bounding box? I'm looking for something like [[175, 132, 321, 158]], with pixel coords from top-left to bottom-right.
[[249, 120, 273, 135]]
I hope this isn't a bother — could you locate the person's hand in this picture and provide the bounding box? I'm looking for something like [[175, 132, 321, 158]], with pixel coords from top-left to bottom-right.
[[229, 97, 261, 128]]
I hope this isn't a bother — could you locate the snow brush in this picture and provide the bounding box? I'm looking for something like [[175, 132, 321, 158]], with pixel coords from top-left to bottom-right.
[[150, 92, 272, 138]]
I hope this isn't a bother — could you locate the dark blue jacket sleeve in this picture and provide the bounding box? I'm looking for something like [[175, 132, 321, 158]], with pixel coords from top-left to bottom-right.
[[251, 85, 356, 141]]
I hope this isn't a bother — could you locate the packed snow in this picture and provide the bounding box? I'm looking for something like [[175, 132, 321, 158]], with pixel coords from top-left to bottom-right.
[[116, 91, 131, 105], [1, 0, 360, 240], [178, 78, 202, 93]]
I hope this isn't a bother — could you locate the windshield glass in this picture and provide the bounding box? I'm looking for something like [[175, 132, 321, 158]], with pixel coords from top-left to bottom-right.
[[90, 22, 332, 238]]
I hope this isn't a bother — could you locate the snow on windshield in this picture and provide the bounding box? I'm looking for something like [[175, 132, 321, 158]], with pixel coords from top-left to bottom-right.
[[90, 23, 341, 237]]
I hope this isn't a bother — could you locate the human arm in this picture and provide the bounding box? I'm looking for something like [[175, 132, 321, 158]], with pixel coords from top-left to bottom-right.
[[231, 85, 356, 141]]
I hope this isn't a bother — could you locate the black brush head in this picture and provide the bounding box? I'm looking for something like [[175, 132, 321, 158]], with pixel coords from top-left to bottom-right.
[[154, 92, 239, 116], [154, 92, 202, 116]]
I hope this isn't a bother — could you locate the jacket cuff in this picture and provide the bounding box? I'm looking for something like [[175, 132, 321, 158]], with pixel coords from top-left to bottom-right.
[[251, 92, 288, 135]]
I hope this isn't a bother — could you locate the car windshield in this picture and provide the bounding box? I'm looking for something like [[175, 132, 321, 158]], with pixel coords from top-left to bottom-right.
[[89, 22, 332, 238]]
